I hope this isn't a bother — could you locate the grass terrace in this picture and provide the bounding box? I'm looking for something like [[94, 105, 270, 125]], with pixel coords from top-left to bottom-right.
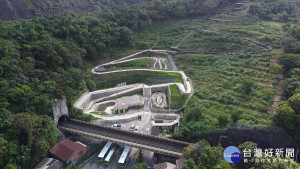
[[179, 30, 263, 53], [94, 71, 184, 90], [174, 53, 277, 114], [107, 58, 155, 71], [217, 21, 282, 48], [170, 84, 188, 109]]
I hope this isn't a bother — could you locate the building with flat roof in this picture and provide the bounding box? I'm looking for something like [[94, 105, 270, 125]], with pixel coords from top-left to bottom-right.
[[49, 139, 87, 165]]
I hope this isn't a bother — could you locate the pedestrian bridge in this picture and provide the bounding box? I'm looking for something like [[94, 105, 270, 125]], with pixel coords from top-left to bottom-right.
[[58, 118, 190, 157]]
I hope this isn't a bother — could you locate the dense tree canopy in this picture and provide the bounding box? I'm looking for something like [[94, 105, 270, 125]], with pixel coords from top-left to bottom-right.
[[0, 0, 241, 168], [0, 113, 58, 169], [183, 139, 228, 168]]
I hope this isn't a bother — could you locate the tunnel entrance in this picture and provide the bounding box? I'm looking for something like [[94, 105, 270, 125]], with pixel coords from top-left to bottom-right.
[[58, 115, 70, 124]]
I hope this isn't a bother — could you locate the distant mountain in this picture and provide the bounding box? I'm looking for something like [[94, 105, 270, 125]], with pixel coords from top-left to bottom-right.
[[0, 0, 152, 21]]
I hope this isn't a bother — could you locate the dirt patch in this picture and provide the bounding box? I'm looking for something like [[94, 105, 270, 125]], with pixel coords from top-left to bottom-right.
[[268, 73, 284, 114]]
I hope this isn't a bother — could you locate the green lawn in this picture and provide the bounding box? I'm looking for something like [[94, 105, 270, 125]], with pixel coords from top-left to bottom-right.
[[90, 111, 110, 116], [170, 84, 188, 109], [94, 71, 184, 90], [107, 58, 154, 71]]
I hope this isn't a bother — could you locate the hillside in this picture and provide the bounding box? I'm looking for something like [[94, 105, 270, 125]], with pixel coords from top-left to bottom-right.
[[0, 0, 96, 20], [1, 0, 300, 168], [0, 0, 152, 21]]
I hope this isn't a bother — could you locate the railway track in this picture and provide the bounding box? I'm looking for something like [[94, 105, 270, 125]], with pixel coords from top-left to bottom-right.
[[59, 119, 189, 156]]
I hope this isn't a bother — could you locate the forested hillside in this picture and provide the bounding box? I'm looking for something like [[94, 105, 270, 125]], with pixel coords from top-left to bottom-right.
[[1, 0, 300, 168], [0, 0, 154, 21], [249, 0, 300, 21], [0, 0, 238, 168]]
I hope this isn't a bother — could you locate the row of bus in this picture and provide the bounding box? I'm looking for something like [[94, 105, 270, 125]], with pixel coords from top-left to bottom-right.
[[98, 141, 131, 168]]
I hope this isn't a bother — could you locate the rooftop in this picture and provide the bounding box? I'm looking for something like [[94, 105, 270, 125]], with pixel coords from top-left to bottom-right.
[[98, 142, 112, 158], [118, 146, 131, 164], [49, 139, 86, 162], [34, 158, 63, 169], [153, 162, 177, 169]]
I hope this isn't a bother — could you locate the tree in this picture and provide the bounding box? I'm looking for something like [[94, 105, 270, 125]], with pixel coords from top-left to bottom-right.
[[182, 158, 196, 169], [183, 139, 210, 165], [30, 94, 54, 115], [0, 137, 9, 167], [231, 112, 241, 123], [3, 164, 18, 169], [138, 149, 143, 163], [4, 113, 59, 168], [241, 79, 255, 94], [119, 26, 134, 47], [273, 103, 296, 133], [237, 142, 257, 169], [218, 115, 230, 128], [199, 145, 223, 168], [279, 54, 300, 71], [288, 93, 300, 114], [132, 162, 148, 169], [185, 106, 203, 122], [282, 68, 300, 98], [214, 160, 232, 169]]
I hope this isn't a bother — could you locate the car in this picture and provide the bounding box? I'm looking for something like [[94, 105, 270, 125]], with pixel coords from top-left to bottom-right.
[[113, 124, 121, 128], [130, 125, 135, 131], [134, 126, 139, 132]]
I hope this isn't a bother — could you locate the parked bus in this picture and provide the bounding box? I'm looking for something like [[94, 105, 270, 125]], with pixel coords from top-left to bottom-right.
[[118, 146, 131, 168], [98, 141, 112, 162], [104, 149, 115, 166]]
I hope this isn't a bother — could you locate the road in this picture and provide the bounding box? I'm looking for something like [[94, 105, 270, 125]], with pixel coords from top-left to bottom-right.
[[81, 151, 106, 169]]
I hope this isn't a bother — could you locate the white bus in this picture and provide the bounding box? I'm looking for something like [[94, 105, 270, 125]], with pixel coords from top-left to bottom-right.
[[118, 146, 131, 168], [104, 150, 115, 166], [98, 141, 112, 162]]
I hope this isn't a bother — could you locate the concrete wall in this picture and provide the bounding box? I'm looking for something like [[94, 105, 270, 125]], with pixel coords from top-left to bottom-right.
[[53, 99, 69, 124], [98, 115, 141, 125], [151, 85, 171, 110], [74, 85, 142, 110]]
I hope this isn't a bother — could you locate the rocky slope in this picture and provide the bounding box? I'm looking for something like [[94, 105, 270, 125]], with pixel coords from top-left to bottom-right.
[[0, 0, 97, 21]]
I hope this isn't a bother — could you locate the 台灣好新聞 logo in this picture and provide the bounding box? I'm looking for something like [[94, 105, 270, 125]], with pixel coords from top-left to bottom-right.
[[223, 146, 242, 164]]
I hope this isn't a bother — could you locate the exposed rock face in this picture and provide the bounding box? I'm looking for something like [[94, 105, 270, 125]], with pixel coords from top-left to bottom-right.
[[0, 0, 97, 21]]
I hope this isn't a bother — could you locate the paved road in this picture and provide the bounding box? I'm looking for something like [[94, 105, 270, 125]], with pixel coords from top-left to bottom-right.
[[167, 53, 178, 71], [175, 30, 196, 48], [81, 151, 106, 169], [126, 148, 139, 169], [143, 88, 151, 112], [108, 147, 122, 169]]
